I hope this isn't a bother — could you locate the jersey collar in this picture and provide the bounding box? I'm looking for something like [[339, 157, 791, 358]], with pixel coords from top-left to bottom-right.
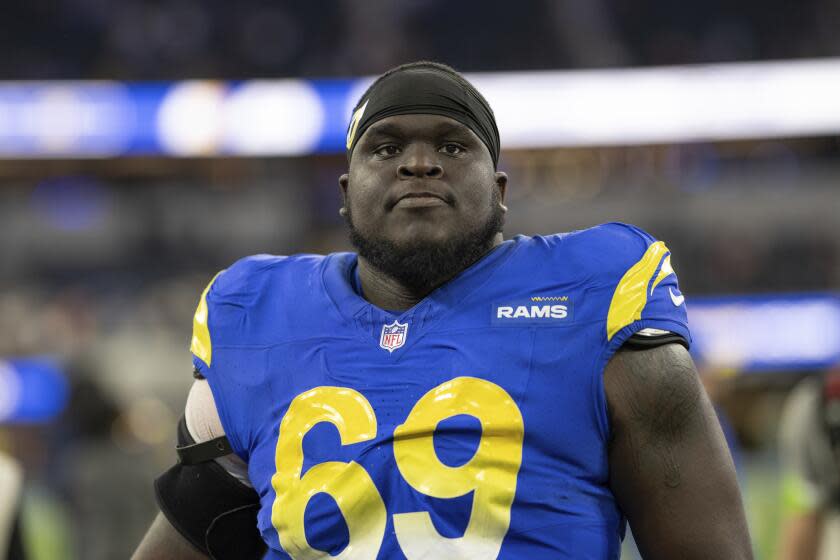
[[321, 238, 521, 352]]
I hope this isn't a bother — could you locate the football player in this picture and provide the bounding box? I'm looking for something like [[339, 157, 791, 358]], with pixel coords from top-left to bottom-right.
[[133, 61, 752, 559]]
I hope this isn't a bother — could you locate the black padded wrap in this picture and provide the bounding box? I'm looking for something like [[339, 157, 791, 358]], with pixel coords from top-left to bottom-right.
[[154, 417, 265, 559], [623, 331, 689, 351]]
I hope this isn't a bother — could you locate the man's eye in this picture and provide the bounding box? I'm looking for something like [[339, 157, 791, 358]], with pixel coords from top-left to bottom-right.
[[440, 143, 464, 155], [374, 145, 401, 157]]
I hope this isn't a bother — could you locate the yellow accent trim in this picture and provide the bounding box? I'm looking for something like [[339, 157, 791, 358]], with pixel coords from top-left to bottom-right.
[[190, 272, 221, 366], [530, 296, 569, 302], [606, 241, 670, 341], [650, 254, 675, 295], [345, 99, 369, 150]]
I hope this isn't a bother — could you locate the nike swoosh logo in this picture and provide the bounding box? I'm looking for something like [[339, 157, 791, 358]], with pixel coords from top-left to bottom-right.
[[669, 287, 685, 306]]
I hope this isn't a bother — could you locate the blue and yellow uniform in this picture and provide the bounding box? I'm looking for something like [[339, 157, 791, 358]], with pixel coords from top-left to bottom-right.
[[190, 222, 690, 559]]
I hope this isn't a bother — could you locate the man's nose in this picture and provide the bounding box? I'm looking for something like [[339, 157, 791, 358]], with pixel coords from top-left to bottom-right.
[[397, 145, 443, 179]]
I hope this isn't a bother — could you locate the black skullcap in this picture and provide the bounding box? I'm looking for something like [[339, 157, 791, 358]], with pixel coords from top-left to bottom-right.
[[345, 66, 500, 168]]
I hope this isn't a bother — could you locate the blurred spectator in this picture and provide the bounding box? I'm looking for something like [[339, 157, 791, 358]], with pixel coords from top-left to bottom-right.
[[0, 450, 26, 559], [777, 371, 840, 560], [55, 368, 163, 560]]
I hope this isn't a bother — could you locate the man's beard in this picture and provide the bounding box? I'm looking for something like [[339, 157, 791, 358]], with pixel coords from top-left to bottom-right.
[[345, 193, 505, 294]]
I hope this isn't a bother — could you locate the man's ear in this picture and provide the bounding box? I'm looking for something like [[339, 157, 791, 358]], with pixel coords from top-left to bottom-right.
[[338, 174, 349, 208], [495, 171, 508, 211]]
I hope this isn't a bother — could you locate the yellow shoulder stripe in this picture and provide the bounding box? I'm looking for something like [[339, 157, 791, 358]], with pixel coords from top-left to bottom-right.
[[606, 241, 670, 341], [190, 272, 221, 366]]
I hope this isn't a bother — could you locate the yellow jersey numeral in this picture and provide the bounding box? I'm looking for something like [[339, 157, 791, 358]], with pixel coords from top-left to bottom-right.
[[271, 377, 524, 559]]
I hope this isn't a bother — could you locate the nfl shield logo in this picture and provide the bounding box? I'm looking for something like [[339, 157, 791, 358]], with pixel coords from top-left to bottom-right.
[[379, 320, 408, 352]]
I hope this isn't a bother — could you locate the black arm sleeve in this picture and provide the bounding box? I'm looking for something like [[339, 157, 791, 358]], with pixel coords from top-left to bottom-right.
[[154, 417, 265, 560], [623, 329, 689, 351]]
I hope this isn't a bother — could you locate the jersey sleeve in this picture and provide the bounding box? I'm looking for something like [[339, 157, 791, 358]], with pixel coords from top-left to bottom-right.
[[190, 254, 279, 372], [188, 255, 278, 458], [600, 223, 691, 361]]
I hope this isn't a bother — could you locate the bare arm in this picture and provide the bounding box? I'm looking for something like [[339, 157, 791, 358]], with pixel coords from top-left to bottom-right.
[[778, 510, 822, 560], [604, 343, 752, 559], [132, 512, 208, 560]]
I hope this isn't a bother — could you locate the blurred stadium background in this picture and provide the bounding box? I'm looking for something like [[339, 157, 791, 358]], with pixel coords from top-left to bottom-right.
[[0, 0, 839, 558]]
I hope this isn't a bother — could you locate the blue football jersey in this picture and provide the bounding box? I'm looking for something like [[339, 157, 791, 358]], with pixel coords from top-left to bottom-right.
[[190, 222, 691, 559]]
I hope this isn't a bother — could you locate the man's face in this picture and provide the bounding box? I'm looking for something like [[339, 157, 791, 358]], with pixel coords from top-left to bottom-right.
[[339, 114, 507, 291], [341, 113, 505, 247]]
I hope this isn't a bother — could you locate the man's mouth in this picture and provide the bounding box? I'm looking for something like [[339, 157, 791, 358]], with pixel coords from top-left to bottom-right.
[[393, 192, 449, 209], [389, 189, 453, 210]]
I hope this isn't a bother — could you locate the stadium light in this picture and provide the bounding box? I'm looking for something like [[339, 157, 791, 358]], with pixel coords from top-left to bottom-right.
[[0, 358, 68, 423], [0, 58, 839, 157], [689, 294, 840, 371]]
